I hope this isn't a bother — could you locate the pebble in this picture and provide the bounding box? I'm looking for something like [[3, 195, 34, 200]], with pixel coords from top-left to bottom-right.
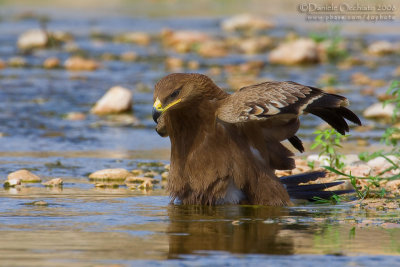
[[221, 14, 274, 32], [198, 41, 228, 58], [8, 57, 27, 67], [269, 38, 319, 65], [17, 29, 48, 50], [161, 171, 169, 180], [64, 56, 100, 71], [187, 60, 200, 70], [165, 57, 184, 70], [43, 57, 60, 69], [344, 164, 372, 177], [367, 156, 399, 170], [162, 29, 210, 47], [138, 180, 153, 189], [8, 169, 41, 182], [116, 32, 151, 45], [125, 176, 158, 184], [363, 102, 395, 120], [237, 36, 273, 54], [64, 112, 86, 121], [120, 51, 138, 62], [42, 178, 63, 187], [32, 200, 48, 206], [89, 168, 133, 181], [144, 171, 158, 178], [94, 183, 119, 188], [131, 169, 144, 176], [3, 178, 22, 188], [367, 41, 397, 55], [306, 154, 330, 166], [91, 86, 133, 115], [0, 59, 6, 69]]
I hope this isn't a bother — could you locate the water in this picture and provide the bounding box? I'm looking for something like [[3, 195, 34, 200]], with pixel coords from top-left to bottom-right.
[[1, 1, 400, 266]]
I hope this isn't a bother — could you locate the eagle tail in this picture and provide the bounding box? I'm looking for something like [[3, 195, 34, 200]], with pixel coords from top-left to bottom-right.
[[304, 89, 362, 135], [280, 171, 354, 200]]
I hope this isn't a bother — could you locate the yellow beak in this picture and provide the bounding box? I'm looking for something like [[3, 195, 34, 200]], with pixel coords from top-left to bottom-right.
[[152, 97, 182, 123]]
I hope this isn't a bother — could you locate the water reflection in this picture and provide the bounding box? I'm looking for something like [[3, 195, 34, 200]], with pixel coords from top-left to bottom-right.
[[167, 205, 294, 257]]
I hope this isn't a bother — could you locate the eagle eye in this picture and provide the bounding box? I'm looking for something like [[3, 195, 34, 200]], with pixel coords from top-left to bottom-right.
[[170, 88, 181, 99]]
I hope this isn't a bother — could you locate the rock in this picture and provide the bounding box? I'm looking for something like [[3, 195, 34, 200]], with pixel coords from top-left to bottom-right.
[[125, 176, 158, 184], [351, 72, 371, 85], [52, 31, 74, 42], [165, 57, 184, 71], [64, 112, 86, 120], [221, 14, 274, 32], [116, 32, 151, 45], [0, 59, 6, 69], [89, 168, 132, 180], [42, 178, 63, 187], [367, 156, 399, 170], [32, 200, 48, 206], [43, 57, 60, 69], [94, 183, 119, 188], [187, 60, 200, 70], [367, 41, 397, 55], [307, 154, 330, 166], [120, 51, 138, 61], [64, 56, 100, 71], [131, 169, 144, 176], [144, 171, 158, 178], [161, 171, 169, 180], [17, 29, 48, 50], [3, 178, 21, 188], [91, 86, 132, 115], [138, 180, 153, 189], [363, 102, 395, 119], [344, 164, 372, 177], [8, 170, 41, 182], [8, 57, 27, 67], [161, 29, 210, 52], [269, 38, 319, 65], [198, 41, 228, 58], [237, 36, 273, 54], [385, 180, 400, 191]]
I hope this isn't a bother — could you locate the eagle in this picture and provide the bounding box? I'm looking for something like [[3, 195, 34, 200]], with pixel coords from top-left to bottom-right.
[[152, 73, 361, 206]]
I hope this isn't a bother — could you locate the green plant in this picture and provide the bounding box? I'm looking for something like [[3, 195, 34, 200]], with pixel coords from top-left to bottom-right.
[[310, 26, 348, 61], [311, 129, 346, 169], [312, 194, 342, 205]]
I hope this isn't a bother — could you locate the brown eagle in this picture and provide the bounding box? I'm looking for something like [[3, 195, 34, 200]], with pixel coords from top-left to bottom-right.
[[152, 73, 361, 206]]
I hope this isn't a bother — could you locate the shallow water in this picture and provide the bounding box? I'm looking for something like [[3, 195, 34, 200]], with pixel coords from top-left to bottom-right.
[[1, 1, 400, 266]]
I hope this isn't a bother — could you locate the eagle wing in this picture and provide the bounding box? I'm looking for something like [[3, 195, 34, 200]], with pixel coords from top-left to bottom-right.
[[216, 81, 361, 135]]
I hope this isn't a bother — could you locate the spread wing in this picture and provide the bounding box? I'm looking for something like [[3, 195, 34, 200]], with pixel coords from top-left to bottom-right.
[[217, 81, 361, 135]]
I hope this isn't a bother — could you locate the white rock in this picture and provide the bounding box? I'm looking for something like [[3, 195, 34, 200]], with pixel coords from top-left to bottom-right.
[[42, 178, 63, 187], [221, 14, 274, 31], [363, 102, 395, 119], [367, 156, 399, 169], [8, 169, 41, 182], [91, 86, 133, 115], [89, 168, 132, 180], [307, 154, 330, 166], [17, 29, 48, 50], [368, 41, 397, 55], [4, 178, 22, 187], [269, 38, 319, 65]]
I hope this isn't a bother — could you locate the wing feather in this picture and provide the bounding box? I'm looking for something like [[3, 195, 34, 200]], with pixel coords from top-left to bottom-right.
[[217, 81, 360, 134]]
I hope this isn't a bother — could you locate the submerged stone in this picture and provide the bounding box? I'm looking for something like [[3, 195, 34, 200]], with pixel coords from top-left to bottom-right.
[[8, 170, 41, 182], [89, 168, 133, 181], [42, 178, 63, 187]]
